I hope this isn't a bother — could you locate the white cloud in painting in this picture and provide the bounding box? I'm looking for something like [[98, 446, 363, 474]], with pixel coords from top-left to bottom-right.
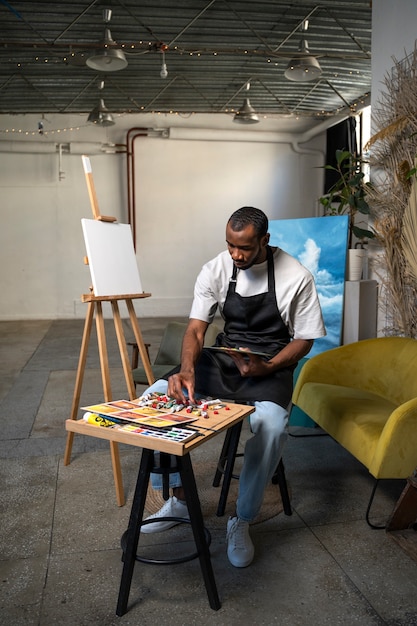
[[298, 238, 332, 283], [317, 291, 344, 309], [297, 238, 344, 330], [268, 217, 348, 355]]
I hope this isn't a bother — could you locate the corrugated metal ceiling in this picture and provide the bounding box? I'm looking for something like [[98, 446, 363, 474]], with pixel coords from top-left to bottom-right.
[[0, 0, 372, 124]]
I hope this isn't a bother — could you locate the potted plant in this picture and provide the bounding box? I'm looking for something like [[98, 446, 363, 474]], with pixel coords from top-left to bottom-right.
[[319, 149, 375, 280], [319, 149, 375, 248]]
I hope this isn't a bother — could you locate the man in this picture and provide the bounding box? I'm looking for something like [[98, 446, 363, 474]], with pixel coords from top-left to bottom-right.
[[140, 207, 326, 568]]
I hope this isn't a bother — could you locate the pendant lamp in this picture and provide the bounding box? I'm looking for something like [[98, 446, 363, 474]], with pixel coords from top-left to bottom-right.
[[86, 9, 127, 72], [284, 20, 322, 82], [233, 82, 259, 124], [87, 98, 115, 126]]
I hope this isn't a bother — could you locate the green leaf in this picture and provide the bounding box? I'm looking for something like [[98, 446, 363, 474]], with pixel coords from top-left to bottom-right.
[[357, 198, 370, 213], [352, 225, 375, 240], [348, 172, 365, 186], [336, 149, 351, 166]]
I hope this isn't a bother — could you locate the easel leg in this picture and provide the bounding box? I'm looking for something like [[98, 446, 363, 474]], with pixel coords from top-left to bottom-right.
[[63, 301, 95, 466], [95, 300, 125, 507], [126, 299, 155, 386], [95, 301, 112, 401], [111, 300, 137, 401], [116, 449, 154, 617]]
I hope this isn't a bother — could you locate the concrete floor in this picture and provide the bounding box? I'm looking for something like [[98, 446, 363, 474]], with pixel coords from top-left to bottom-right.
[[1, 318, 417, 626]]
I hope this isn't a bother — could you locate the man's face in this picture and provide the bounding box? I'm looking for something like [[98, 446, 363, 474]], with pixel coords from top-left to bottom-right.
[[226, 223, 269, 270]]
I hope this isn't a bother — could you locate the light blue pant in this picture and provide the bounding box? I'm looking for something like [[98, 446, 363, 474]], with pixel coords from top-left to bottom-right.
[[143, 379, 289, 522]]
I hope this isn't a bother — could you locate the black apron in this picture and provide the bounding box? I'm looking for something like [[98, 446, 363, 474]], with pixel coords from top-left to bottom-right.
[[192, 246, 296, 405]]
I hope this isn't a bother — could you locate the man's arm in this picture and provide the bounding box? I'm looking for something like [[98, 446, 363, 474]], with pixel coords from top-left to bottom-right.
[[228, 338, 313, 378], [267, 338, 313, 370], [167, 318, 209, 403]]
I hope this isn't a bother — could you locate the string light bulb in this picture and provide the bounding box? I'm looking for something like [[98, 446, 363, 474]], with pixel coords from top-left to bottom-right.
[[160, 50, 168, 79]]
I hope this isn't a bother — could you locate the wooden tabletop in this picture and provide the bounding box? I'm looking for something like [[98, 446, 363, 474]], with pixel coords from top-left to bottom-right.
[[66, 401, 254, 456]]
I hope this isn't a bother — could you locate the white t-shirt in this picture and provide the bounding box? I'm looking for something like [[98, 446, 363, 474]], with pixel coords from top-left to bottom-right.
[[189, 247, 326, 341]]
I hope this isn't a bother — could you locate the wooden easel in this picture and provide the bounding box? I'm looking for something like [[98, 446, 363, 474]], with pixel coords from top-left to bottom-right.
[[63, 156, 155, 506]]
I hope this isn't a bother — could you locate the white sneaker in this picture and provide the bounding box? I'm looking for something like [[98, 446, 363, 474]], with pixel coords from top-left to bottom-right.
[[141, 496, 189, 534], [226, 516, 254, 567]]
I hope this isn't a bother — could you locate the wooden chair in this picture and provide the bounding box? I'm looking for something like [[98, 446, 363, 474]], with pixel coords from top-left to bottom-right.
[[131, 321, 221, 387]]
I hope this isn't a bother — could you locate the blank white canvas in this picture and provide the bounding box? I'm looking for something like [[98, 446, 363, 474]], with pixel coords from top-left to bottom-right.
[[81, 219, 143, 296]]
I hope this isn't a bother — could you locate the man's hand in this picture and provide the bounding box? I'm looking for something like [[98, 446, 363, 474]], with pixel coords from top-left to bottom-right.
[[226, 338, 314, 377], [167, 370, 196, 404], [167, 318, 208, 404], [228, 338, 314, 377], [226, 348, 273, 377]]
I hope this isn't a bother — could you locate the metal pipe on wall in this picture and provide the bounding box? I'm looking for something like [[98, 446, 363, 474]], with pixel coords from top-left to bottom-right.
[[126, 128, 149, 250], [0, 141, 120, 154]]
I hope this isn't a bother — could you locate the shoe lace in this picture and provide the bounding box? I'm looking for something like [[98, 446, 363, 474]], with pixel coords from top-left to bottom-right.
[[228, 519, 247, 549], [152, 498, 174, 519]]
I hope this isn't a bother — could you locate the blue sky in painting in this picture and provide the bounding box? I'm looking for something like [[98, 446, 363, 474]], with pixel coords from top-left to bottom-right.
[[269, 216, 349, 357]]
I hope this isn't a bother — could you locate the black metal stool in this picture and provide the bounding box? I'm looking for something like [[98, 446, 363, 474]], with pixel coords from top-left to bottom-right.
[[213, 420, 292, 517], [121, 451, 211, 565], [117, 448, 220, 615]]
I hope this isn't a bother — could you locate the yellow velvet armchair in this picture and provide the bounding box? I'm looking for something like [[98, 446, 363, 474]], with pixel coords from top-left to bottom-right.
[[292, 336, 417, 526]]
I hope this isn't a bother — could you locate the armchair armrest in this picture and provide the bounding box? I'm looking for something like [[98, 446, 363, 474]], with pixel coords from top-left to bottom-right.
[[370, 397, 417, 478], [292, 346, 351, 405]]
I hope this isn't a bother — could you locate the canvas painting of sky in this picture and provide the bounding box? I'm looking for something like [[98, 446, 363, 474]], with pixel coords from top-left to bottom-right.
[[269, 215, 349, 357]]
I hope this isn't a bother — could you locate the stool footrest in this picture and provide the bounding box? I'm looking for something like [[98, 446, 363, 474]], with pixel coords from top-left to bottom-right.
[[121, 521, 212, 565]]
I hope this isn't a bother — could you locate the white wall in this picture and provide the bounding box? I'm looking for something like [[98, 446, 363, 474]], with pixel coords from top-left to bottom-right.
[[0, 113, 326, 319], [371, 0, 417, 116], [133, 131, 324, 316]]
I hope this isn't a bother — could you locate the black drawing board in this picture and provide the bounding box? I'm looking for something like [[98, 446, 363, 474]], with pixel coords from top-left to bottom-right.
[[204, 346, 271, 358], [81, 218, 143, 296]]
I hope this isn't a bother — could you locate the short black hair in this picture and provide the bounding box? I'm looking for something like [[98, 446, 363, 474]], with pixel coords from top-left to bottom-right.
[[228, 206, 268, 238]]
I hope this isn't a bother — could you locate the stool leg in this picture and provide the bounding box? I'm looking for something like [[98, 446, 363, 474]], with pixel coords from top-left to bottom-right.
[[179, 454, 221, 611], [216, 422, 243, 517], [215, 424, 292, 519], [116, 449, 154, 617], [272, 458, 292, 516], [213, 427, 233, 487], [160, 452, 171, 501]]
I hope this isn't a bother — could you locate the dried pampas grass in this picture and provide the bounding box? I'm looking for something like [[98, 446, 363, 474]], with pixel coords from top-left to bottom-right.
[[364, 115, 408, 151], [402, 168, 417, 284], [369, 46, 417, 337]]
